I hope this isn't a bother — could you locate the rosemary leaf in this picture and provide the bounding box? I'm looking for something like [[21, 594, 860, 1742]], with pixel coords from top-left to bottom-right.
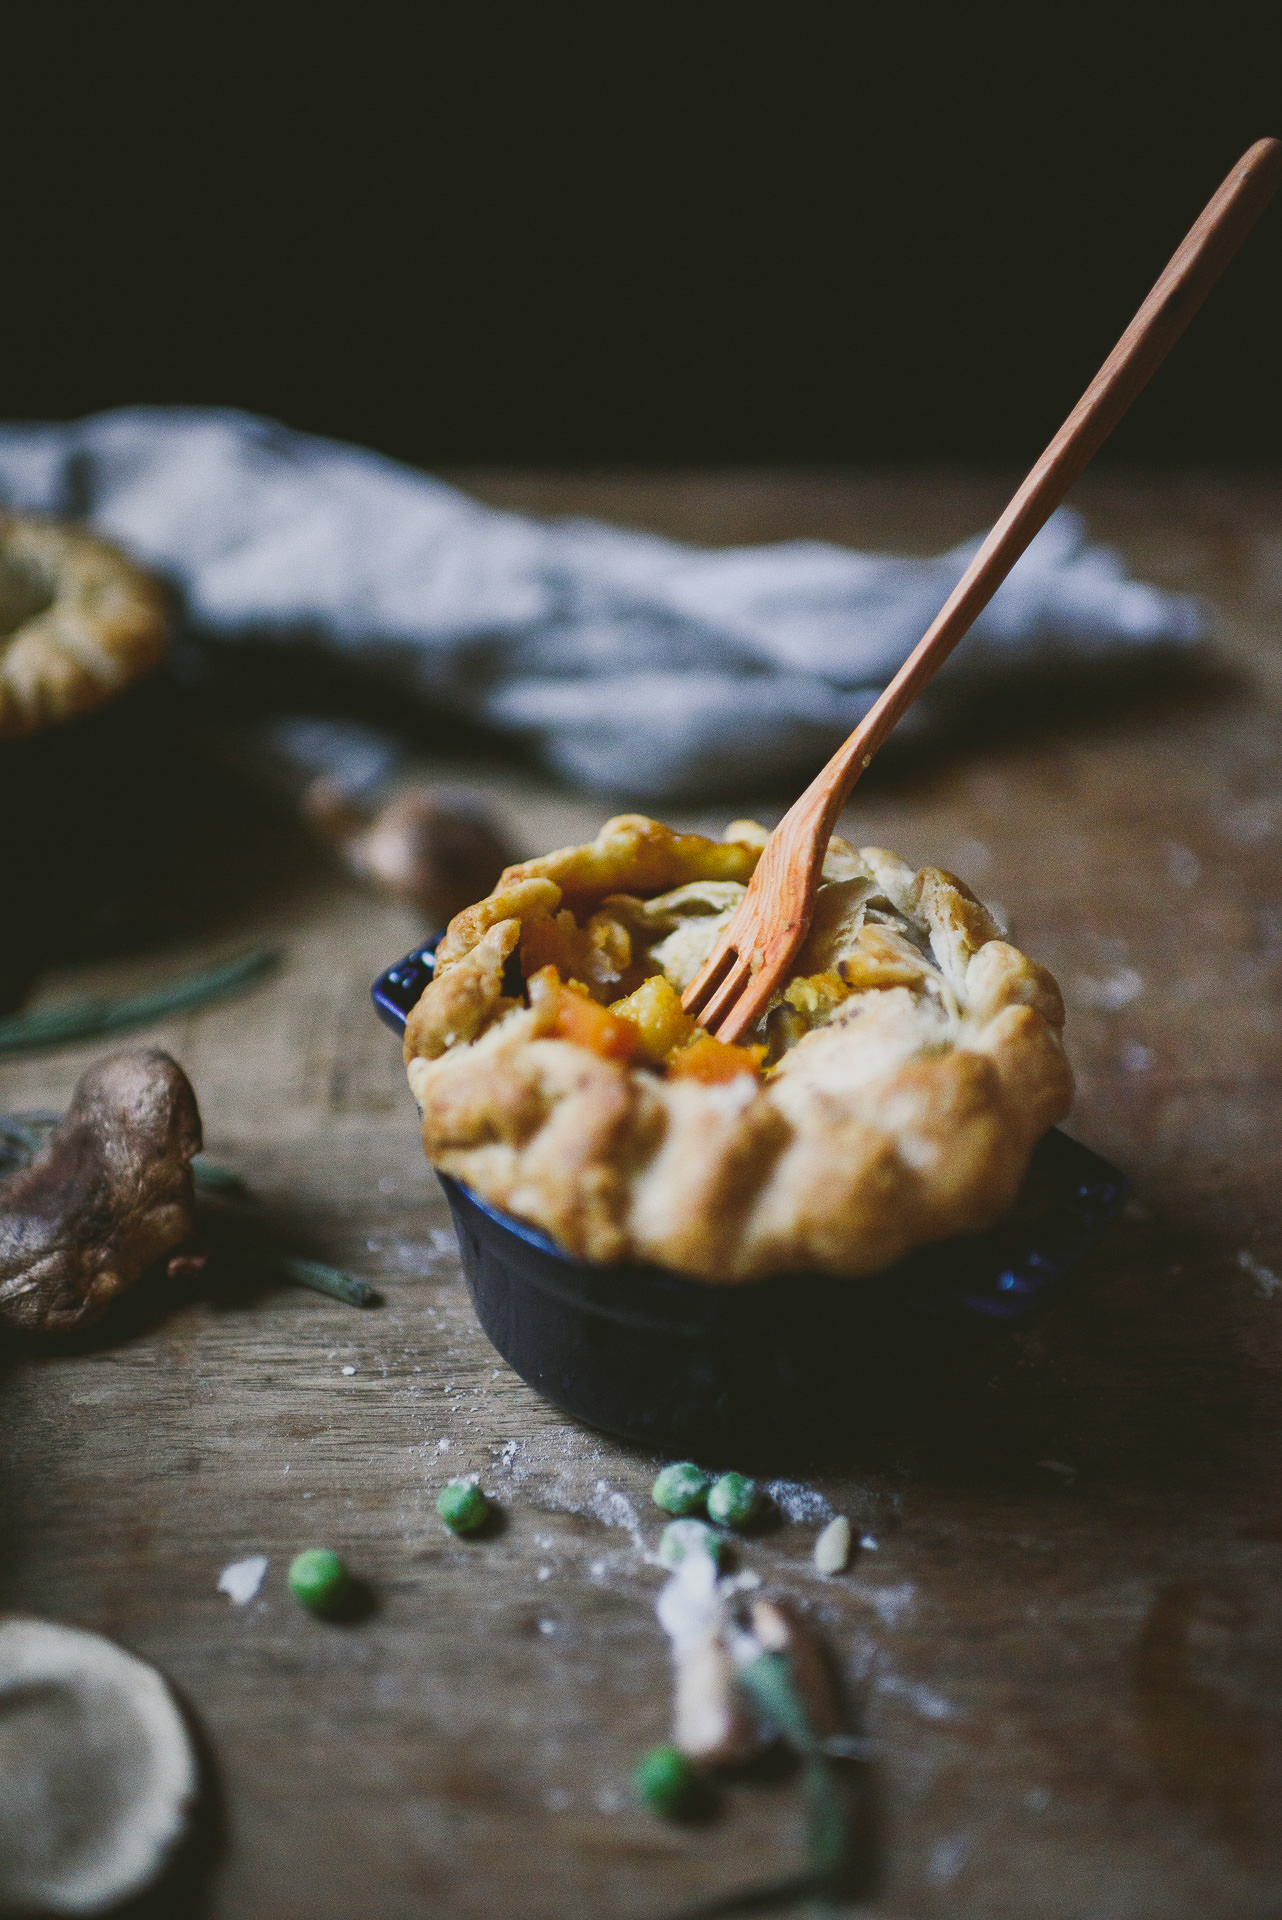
[[733, 1653, 850, 1918], [0, 948, 281, 1055], [191, 1157, 252, 1198], [266, 1253, 381, 1309]]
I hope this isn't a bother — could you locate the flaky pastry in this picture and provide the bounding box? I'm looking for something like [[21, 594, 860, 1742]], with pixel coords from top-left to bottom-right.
[[0, 515, 168, 739], [404, 814, 1073, 1283]]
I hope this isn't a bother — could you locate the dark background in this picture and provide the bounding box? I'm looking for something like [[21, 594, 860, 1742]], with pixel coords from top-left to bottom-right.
[[6, 11, 1280, 467]]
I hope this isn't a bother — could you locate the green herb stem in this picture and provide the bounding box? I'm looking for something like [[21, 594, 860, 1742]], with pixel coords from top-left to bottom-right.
[[0, 947, 281, 1055], [734, 1652, 850, 1918], [261, 1252, 380, 1309], [191, 1157, 252, 1198]]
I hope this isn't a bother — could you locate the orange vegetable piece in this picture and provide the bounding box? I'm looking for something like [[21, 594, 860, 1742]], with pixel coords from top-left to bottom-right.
[[666, 1032, 765, 1084], [527, 964, 638, 1062]]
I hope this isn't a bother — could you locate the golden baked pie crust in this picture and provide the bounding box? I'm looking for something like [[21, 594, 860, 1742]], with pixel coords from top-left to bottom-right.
[[404, 814, 1073, 1283], [0, 515, 169, 739]]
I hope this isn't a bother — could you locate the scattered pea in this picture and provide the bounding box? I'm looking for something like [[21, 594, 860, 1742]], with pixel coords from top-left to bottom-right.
[[288, 1548, 352, 1617], [652, 1462, 711, 1516], [706, 1472, 759, 1529], [632, 1744, 709, 1819], [658, 1519, 722, 1569], [437, 1479, 489, 1533], [813, 1514, 852, 1575]]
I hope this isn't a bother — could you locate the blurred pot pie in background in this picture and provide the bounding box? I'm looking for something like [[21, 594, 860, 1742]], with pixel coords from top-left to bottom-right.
[[0, 515, 168, 740], [403, 815, 1073, 1283]]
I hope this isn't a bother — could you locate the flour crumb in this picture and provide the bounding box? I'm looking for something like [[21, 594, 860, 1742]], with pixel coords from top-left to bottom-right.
[[341, 1365, 356, 1376], [218, 1555, 268, 1605], [860, 1582, 916, 1628], [1036, 1459, 1077, 1484], [766, 1479, 832, 1524], [1075, 967, 1143, 1010], [927, 1834, 970, 1884], [876, 1669, 957, 1719], [1238, 1249, 1281, 1298], [1166, 844, 1201, 888], [590, 1479, 646, 1551]]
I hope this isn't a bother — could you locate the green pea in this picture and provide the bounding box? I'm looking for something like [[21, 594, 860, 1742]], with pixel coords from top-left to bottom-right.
[[288, 1548, 352, 1617], [632, 1744, 710, 1819], [437, 1479, 489, 1533], [706, 1472, 759, 1529], [652, 1461, 711, 1516], [658, 1519, 722, 1569]]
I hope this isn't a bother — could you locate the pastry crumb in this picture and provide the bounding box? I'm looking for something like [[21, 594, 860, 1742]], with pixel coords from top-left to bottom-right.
[[218, 1555, 268, 1605]]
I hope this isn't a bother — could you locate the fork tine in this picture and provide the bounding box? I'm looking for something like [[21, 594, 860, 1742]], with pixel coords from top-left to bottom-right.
[[712, 966, 778, 1044], [698, 954, 753, 1034], [682, 941, 738, 1020]]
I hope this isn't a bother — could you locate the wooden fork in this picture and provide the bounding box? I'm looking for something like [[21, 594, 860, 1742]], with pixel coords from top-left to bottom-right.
[[684, 137, 1282, 1044]]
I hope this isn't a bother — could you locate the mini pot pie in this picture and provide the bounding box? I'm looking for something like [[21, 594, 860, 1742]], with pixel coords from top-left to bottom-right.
[[403, 814, 1073, 1283], [0, 515, 169, 740]]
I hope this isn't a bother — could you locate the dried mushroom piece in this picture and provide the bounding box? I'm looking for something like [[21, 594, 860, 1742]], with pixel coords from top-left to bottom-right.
[[305, 780, 514, 923], [0, 1616, 198, 1915], [0, 1050, 201, 1335]]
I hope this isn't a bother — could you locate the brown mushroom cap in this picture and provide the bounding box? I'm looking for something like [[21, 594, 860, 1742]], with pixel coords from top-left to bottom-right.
[[306, 780, 515, 923], [0, 1050, 201, 1335]]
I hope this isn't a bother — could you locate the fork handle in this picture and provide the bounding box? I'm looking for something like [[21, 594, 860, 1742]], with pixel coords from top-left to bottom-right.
[[809, 135, 1282, 835]]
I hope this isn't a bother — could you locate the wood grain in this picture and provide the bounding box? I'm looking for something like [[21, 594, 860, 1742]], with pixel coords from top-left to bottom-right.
[[4, 470, 1282, 1918]]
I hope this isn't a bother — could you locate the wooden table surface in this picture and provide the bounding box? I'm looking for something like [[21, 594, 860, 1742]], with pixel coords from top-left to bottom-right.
[[4, 469, 1282, 1920]]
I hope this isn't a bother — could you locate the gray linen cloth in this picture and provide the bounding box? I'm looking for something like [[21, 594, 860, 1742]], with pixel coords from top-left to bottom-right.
[[0, 407, 1203, 799]]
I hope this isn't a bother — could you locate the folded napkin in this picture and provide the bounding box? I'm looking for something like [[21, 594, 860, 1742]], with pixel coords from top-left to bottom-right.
[[0, 407, 1203, 799]]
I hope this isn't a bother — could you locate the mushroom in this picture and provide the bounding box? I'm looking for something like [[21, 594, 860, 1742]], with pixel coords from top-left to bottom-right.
[[0, 1049, 201, 1335], [746, 1598, 844, 1742], [303, 779, 514, 923], [655, 1543, 759, 1763], [0, 1616, 198, 1915]]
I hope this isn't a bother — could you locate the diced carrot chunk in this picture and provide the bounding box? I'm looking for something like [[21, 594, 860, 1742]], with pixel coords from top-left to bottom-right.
[[528, 963, 637, 1061], [666, 1032, 765, 1083], [553, 990, 638, 1060]]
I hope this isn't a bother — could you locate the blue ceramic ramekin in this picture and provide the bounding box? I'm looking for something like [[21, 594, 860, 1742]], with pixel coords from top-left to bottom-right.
[[375, 940, 1126, 1458]]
